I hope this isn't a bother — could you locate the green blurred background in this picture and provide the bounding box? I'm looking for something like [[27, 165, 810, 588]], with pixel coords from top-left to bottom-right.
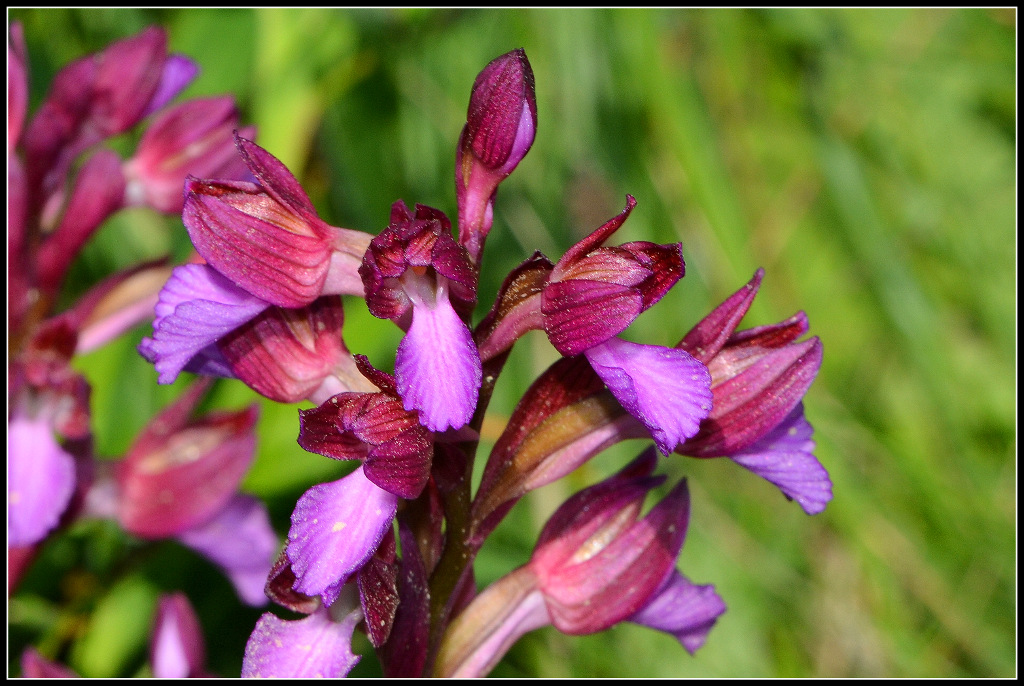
[[8, 8, 1015, 678]]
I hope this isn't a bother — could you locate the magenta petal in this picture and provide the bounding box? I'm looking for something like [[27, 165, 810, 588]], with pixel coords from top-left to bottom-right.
[[8, 415, 76, 546], [234, 135, 319, 221], [542, 279, 643, 356], [629, 570, 726, 654], [183, 179, 332, 308], [177, 495, 278, 606], [140, 264, 270, 384], [728, 404, 832, 515], [287, 467, 398, 606], [585, 338, 713, 455], [20, 649, 79, 678], [395, 292, 481, 432], [242, 604, 361, 678]]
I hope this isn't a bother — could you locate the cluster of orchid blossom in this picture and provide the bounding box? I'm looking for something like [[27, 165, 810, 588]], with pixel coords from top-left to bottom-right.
[[9, 24, 831, 678], [8, 24, 276, 675]]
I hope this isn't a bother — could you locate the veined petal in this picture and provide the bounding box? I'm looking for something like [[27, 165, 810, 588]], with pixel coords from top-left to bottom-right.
[[542, 279, 642, 356], [139, 264, 269, 384], [8, 414, 76, 546], [363, 430, 434, 500], [584, 338, 712, 455], [728, 404, 832, 515], [395, 290, 481, 432], [629, 571, 726, 654], [242, 604, 361, 678], [287, 467, 398, 606], [177, 495, 278, 606], [184, 178, 332, 308]]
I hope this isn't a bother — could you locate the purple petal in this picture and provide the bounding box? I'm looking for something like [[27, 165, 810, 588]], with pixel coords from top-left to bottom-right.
[[395, 289, 481, 432], [287, 467, 398, 606], [141, 54, 199, 118], [242, 604, 361, 678], [177, 494, 278, 606], [8, 414, 76, 546], [139, 264, 270, 384], [728, 404, 833, 515], [584, 338, 713, 455], [630, 570, 726, 654], [150, 593, 206, 678]]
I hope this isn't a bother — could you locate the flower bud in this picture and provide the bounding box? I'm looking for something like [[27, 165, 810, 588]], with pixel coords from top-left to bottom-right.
[[528, 450, 688, 634], [456, 48, 537, 262], [8, 22, 27, 153]]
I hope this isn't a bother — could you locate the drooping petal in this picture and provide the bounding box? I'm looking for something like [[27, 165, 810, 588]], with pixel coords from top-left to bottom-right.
[[139, 263, 270, 384], [728, 404, 832, 515], [629, 570, 726, 654], [8, 414, 77, 546], [177, 495, 278, 606], [242, 604, 362, 678], [395, 290, 481, 432], [287, 467, 398, 606], [584, 338, 712, 455]]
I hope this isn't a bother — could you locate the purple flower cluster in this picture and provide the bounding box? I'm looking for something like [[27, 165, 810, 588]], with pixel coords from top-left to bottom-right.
[[8, 24, 276, 674], [10, 27, 831, 677]]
